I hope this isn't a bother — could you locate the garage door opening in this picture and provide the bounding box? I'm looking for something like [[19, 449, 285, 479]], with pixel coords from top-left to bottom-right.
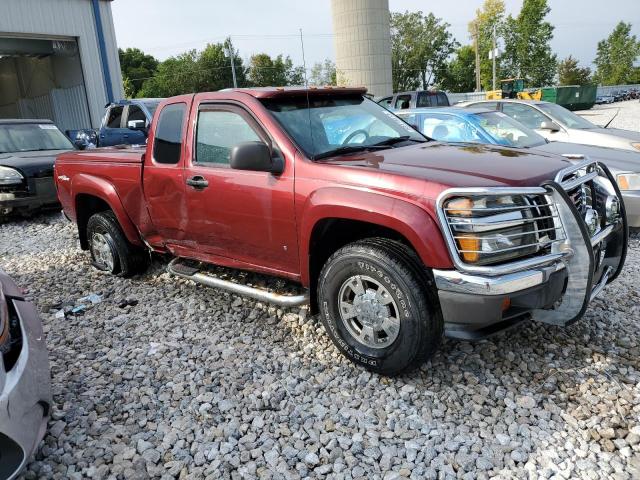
[[0, 36, 92, 135]]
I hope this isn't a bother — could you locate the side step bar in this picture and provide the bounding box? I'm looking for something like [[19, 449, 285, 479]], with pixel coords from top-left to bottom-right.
[[167, 258, 310, 307]]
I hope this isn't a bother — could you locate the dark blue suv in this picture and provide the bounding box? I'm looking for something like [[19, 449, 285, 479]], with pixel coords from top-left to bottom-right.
[[98, 98, 162, 147]]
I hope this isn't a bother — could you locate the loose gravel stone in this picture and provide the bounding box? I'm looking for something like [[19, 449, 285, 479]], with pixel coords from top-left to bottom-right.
[[3, 182, 639, 478]]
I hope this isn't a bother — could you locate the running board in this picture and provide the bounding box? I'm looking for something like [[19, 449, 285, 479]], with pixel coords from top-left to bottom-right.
[[167, 258, 309, 307]]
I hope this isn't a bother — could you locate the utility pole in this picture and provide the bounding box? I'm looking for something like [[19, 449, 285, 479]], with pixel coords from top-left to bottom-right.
[[492, 24, 497, 91], [226, 38, 237, 88], [475, 23, 481, 92]]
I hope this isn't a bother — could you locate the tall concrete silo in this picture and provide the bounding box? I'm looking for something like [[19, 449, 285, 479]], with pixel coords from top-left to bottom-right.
[[331, 0, 393, 98]]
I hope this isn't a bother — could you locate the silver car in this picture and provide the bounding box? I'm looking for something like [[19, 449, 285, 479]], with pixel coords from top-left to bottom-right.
[[457, 99, 640, 153], [396, 106, 640, 227], [0, 269, 51, 480]]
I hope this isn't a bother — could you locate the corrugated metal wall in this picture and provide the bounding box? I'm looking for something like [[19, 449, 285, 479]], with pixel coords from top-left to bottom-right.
[[52, 85, 92, 133], [0, 0, 123, 128]]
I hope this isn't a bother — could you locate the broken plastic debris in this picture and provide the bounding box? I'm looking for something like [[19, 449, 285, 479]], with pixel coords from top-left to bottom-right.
[[54, 310, 65, 319], [78, 293, 101, 304], [71, 305, 87, 315]]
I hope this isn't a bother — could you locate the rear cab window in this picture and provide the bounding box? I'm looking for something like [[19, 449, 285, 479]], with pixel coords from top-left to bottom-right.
[[153, 103, 187, 164]]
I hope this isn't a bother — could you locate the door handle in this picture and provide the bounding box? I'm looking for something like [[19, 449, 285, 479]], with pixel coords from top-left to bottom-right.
[[186, 175, 209, 189]]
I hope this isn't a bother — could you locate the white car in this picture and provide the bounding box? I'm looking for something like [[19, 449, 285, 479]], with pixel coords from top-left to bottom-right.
[[458, 99, 640, 153]]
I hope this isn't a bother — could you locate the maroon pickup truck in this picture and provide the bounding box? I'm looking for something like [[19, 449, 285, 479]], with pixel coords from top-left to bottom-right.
[[54, 87, 628, 375]]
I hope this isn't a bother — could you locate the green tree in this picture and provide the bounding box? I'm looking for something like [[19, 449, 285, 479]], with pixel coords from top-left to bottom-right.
[[594, 22, 640, 85], [118, 47, 159, 97], [558, 55, 592, 85], [391, 11, 458, 91], [138, 39, 246, 97], [501, 0, 557, 87], [468, 0, 506, 91], [438, 45, 477, 92], [247, 54, 304, 87], [309, 59, 337, 86]]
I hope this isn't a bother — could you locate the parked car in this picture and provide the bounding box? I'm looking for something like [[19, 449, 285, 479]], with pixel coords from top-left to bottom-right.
[[0, 269, 51, 480], [458, 99, 640, 152], [55, 87, 627, 375], [377, 90, 449, 110], [72, 98, 162, 150], [396, 107, 640, 227], [595, 95, 615, 105], [0, 119, 74, 220]]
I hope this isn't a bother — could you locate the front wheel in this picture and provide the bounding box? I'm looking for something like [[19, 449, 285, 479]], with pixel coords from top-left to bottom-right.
[[317, 238, 443, 376], [86, 211, 148, 277]]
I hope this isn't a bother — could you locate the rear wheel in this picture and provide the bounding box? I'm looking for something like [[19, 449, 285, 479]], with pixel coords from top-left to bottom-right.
[[86, 211, 148, 277], [317, 238, 443, 376]]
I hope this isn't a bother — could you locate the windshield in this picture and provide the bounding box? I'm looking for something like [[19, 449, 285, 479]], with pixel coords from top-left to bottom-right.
[[537, 103, 596, 129], [261, 95, 425, 158], [474, 111, 547, 148], [0, 123, 73, 153]]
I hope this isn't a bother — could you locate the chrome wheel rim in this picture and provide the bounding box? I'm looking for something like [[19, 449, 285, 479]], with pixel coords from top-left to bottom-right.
[[338, 275, 400, 349], [91, 231, 115, 271]]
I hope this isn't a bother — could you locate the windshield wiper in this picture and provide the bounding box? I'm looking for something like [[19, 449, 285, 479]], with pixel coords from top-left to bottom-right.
[[372, 135, 425, 147], [314, 144, 388, 160]]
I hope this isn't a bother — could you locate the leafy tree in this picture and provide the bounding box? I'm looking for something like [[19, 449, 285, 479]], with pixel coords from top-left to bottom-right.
[[468, 0, 506, 91], [501, 0, 557, 87], [138, 39, 246, 97], [438, 45, 477, 92], [247, 54, 304, 87], [594, 22, 640, 85], [309, 59, 337, 86], [558, 55, 592, 85], [391, 11, 458, 91], [118, 48, 159, 97]]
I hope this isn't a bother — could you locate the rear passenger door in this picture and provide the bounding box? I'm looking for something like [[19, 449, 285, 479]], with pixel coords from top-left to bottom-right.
[[99, 105, 127, 146]]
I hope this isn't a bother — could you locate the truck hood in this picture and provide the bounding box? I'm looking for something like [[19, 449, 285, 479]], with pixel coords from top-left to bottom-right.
[[534, 141, 640, 174], [566, 127, 640, 151], [0, 149, 70, 178], [320, 142, 573, 189]]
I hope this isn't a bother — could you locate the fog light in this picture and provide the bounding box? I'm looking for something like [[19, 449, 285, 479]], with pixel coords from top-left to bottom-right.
[[0, 193, 15, 201], [605, 195, 620, 224], [584, 208, 600, 235]]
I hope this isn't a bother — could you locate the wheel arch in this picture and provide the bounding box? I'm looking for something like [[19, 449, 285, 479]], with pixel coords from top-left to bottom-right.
[[72, 174, 142, 249]]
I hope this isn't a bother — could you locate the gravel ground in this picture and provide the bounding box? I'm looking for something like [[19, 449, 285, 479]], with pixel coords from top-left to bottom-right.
[[576, 99, 640, 131], [3, 109, 640, 479]]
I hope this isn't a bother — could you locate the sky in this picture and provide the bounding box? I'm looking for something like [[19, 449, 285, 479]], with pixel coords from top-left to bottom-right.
[[112, 0, 640, 71]]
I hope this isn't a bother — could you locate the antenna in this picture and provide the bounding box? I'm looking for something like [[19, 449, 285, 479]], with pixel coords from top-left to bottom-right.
[[300, 28, 315, 157]]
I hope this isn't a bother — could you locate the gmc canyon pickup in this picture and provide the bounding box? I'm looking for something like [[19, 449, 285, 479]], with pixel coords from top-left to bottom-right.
[[54, 87, 628, 375]]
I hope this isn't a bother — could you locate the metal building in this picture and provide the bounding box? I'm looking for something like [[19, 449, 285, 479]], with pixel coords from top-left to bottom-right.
[[331, 0, 392, 98], [0, 0, 123, 133]]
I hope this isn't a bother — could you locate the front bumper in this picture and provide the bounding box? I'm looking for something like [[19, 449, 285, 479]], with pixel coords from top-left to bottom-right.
[[433, 160, 628, 339], [0, 274, 51, 480], [621, 190, 640, 228], [0, 177, 59, 216]]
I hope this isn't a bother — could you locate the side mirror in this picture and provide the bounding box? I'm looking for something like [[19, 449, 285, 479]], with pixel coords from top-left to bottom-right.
[[230, 141, 283, 174], [73, 138, 87, 150], [127, 120, 146, 131], [539, 120, 561, 132]]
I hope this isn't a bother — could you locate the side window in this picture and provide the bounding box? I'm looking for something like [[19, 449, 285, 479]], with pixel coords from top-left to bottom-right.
[[153, 103, 186, 164], [422, 115, 482, 143], [196, 110, 261, 165], [416, 93, 435, 108], [106, 106, 123, 128], [127, 105, 146, 123], [394, 94, 412, 110], [437, 93, 450, 106], [502, 103, 548, 129]]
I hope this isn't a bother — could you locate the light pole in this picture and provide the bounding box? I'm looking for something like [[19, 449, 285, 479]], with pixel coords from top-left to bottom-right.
[[225, 40, 238, 89]]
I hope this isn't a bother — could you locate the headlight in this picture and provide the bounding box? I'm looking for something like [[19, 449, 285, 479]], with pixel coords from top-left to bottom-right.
[[631, 143, 640, 152], [0, 166, 23, 186], [444, 195, 543, 265], [616, 172, 640, 191]]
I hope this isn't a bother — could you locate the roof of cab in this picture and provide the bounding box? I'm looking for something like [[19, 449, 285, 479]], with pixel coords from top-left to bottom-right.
[[224, 86, 368, 98]]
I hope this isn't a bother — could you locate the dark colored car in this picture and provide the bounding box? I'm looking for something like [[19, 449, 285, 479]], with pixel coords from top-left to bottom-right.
[[377, 90, 450, 110], [0, 119, 73, 219], [0, 269, 51, 480], [98, 98, 162, 147]]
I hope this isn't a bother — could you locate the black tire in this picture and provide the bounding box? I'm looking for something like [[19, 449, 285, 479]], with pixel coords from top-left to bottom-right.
[[86, 211, 148, 277], [317, 238, 443, 376]]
